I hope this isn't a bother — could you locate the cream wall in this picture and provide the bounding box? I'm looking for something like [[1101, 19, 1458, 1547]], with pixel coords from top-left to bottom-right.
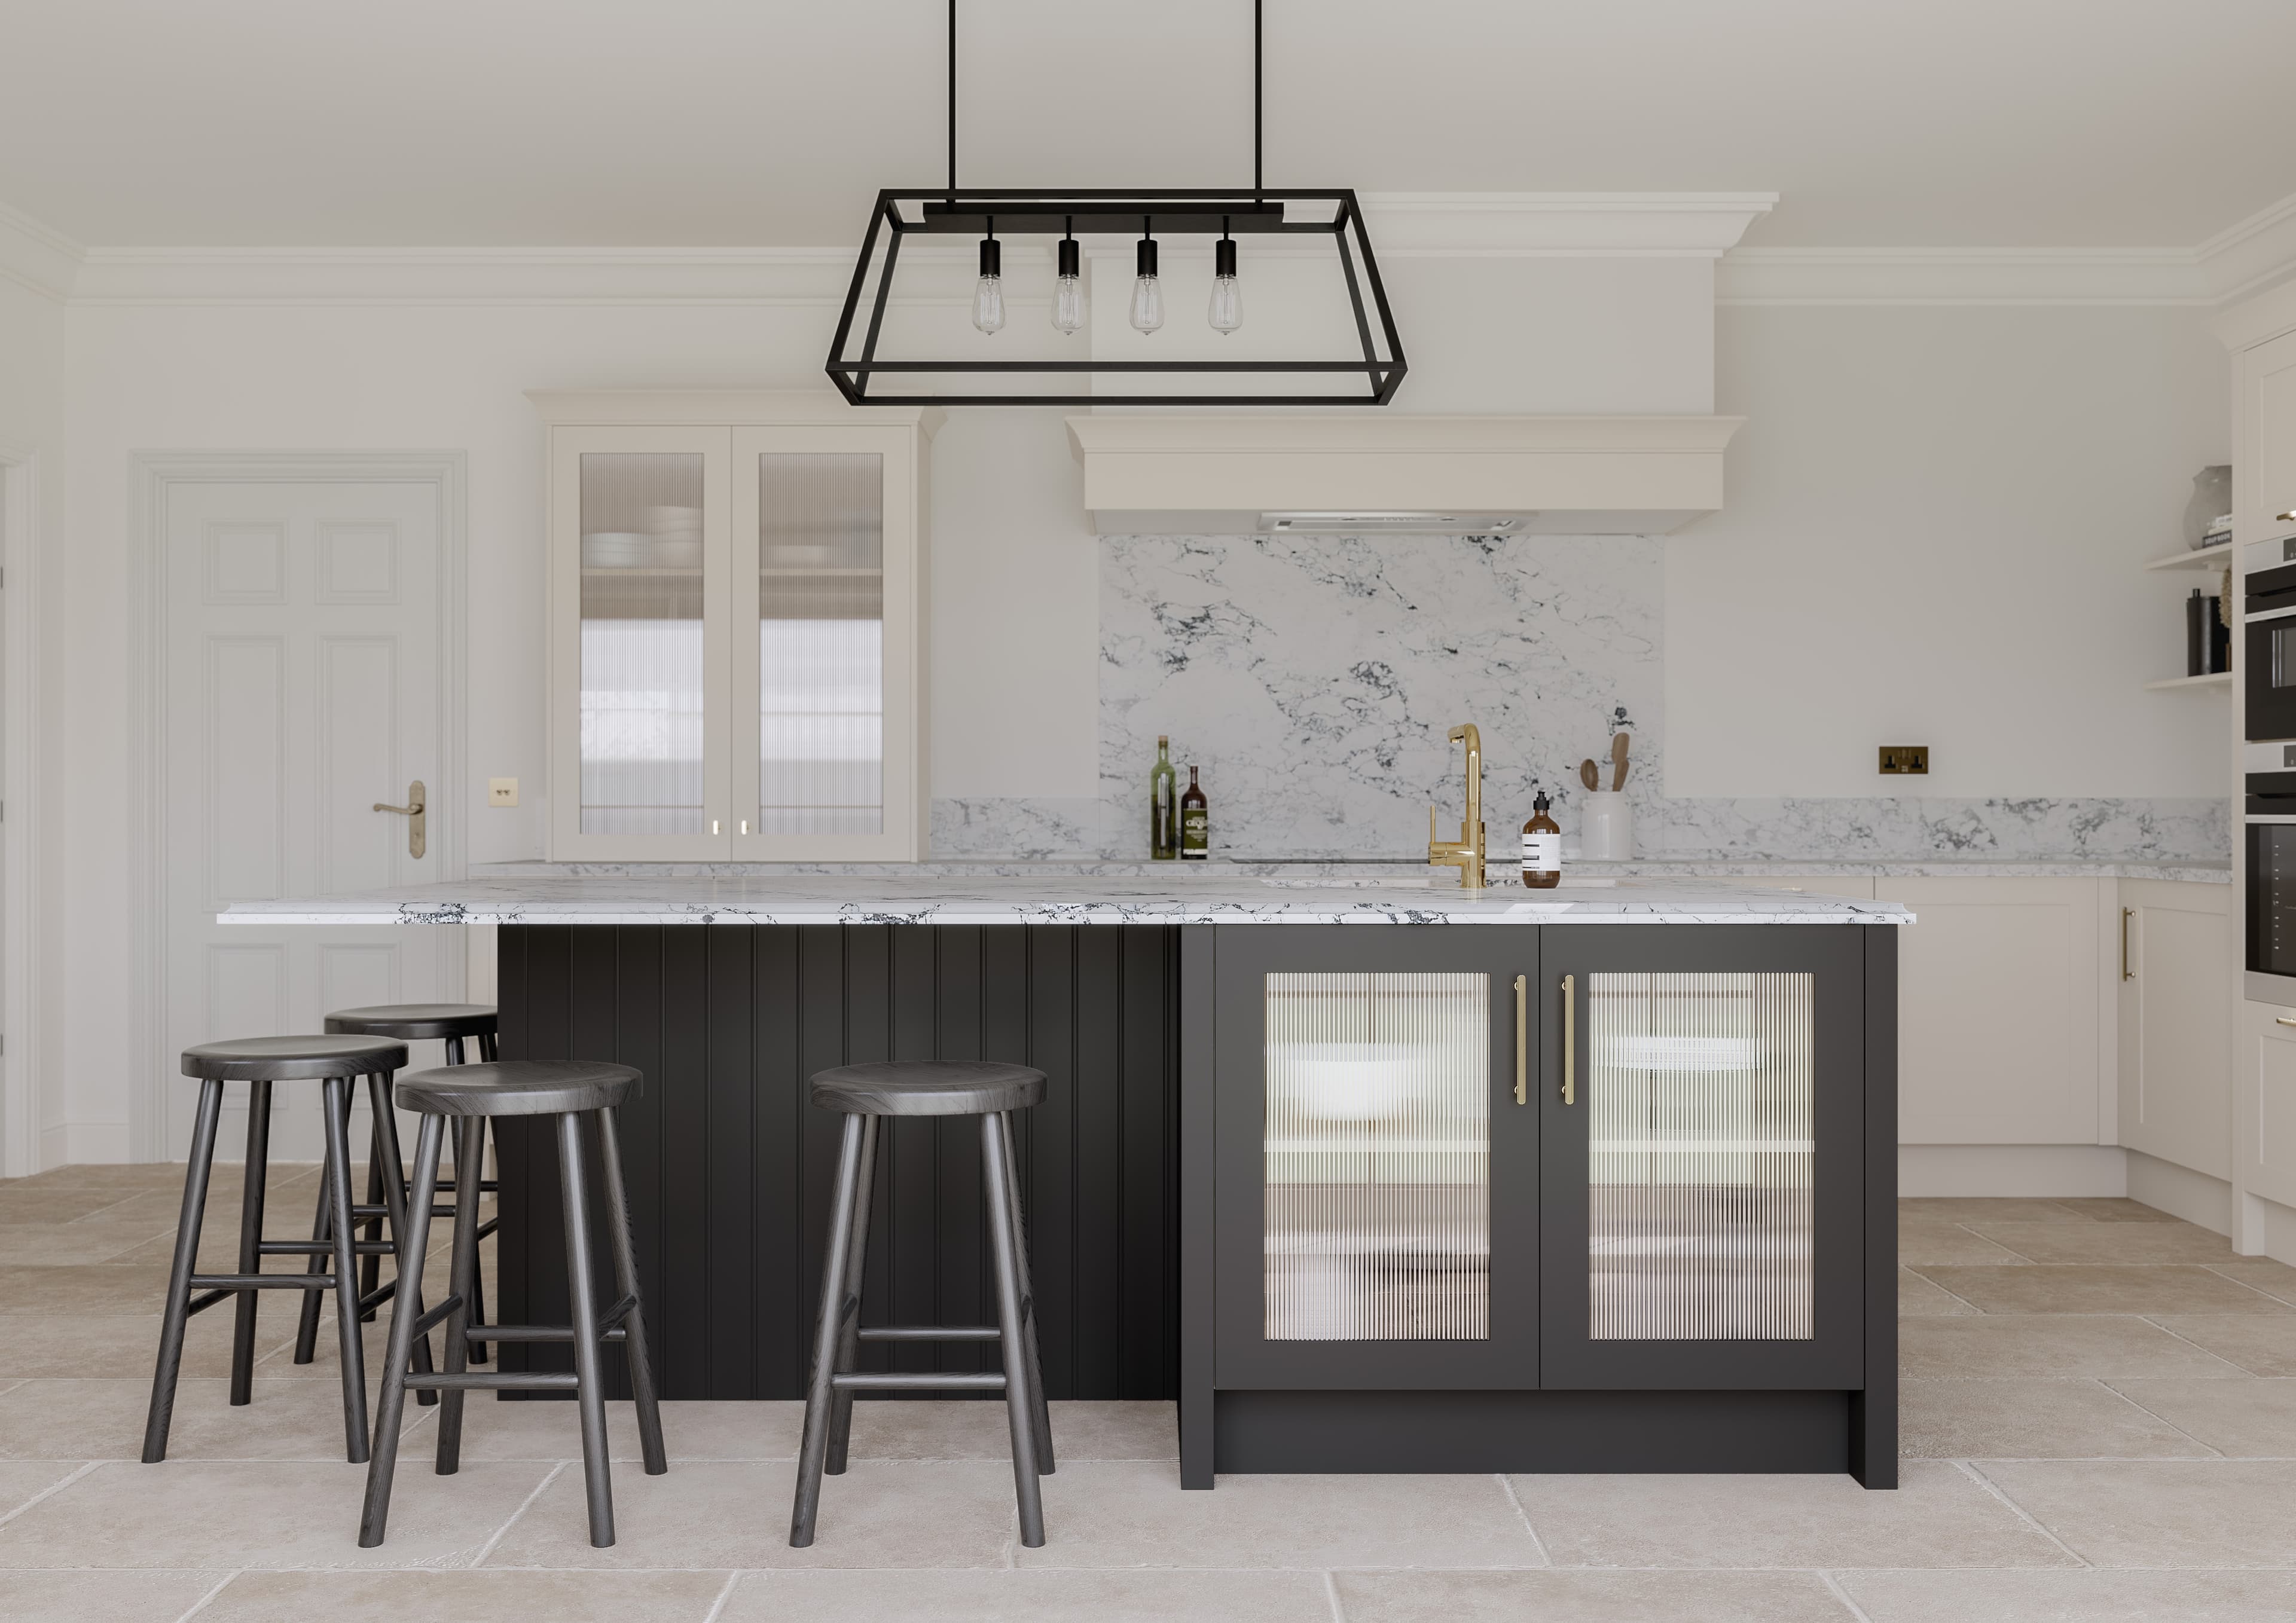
[[1671, 304, 2231, 799]]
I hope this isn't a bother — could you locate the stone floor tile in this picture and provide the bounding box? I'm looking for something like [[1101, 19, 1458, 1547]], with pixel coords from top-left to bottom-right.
[[1836, 1567, 2296, 1621], [1897, 1197, 2090, 1224], [1900, 1313, 2245, 1379], [1960, 1220, 2235, 1265], [0, 1458, 554, 1569], [483, 1458, 1016, 1569], [0, 1188, 157, 1226], [722, 1567, 1333, 1622], [1895, 1221, 2029, 1267], [1509, 1461, 2075, 1568], [1979, 1458, 2296, 1565], [2053, 1197, 2182, 1222], [197, 1568, 732, 1622], [1900, 1378, 2213, 1459], [851, 1398, 1174, 1462], [1913, 1264, 2295, 1316], [1333, 1569, 1857, 1622], [2105, 1377, 2296, 1457], [0, 1569, 229, 1622], [2148, 1314, 2296, 1376], [1897, 1267, 1977, 1317], [1012, 1462, 1541, 1570], [0, 1311, 294, 1380], [0, 1263, 176, 1316], [2207, 1258, 2296, 1306], [0, 1459, 93, 1517], [444, 1396, 801, 1462], [0, 1377, 429, 1462], [0, 1221, 196, 1268]]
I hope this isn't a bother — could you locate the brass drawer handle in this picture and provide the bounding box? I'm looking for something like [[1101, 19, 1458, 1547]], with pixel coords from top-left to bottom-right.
[[1513, 974, 1527, 1105], [2277, 1017, 2296, 1029], [2121, 907, 2135, 982], [1561, 973, 1576, 1107]]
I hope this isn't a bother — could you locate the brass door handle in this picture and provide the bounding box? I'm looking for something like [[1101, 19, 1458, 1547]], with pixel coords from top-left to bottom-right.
[[1561, 973, 1576, 1106], [371, 780, 425, 860], [1513, 974, 1527, 1105], [2121, 907, 2135, 982]]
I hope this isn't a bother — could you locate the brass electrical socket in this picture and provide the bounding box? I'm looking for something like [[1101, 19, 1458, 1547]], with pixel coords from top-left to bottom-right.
[[1878, 745, 1929, 775]]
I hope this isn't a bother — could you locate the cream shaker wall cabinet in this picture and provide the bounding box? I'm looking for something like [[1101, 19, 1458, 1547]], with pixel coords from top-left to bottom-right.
[[538, 392, 937, 861]]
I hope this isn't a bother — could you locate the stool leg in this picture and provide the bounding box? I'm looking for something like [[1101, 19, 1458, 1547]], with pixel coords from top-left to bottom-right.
[[359, 1112, 444, 1548], [825, 1112, 878, 1477], [596, 1106, 666, 1475], [981, 1111, 1046, 1548], [142, 1077, 224, 1463], [365, 1074, 436, 1407], [463, 1115, 491, 1364], [997, 1110, 1055, 1476], [434, 1114, 486, 1476], [558, 1110, 616, 1548], [789, 1111, 868, 1548], [291, 1170, 329, 1365], [358, 1121, 385, 1321], [322, 1074, 371, 1465], [228, 1078, 273, 1407]]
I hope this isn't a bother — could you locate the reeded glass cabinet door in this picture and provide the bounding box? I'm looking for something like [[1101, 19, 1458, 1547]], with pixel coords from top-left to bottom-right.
[[1215, 929, 1539, 1388], [1538, 927, 1864, 1389]]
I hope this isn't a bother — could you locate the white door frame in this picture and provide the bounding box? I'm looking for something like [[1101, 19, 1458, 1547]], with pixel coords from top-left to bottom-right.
[[129, 452, 468, 1162], [0, 444, 43, 1176]]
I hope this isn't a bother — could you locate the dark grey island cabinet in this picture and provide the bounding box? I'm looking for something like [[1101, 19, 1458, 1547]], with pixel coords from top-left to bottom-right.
[[1184, 922, 1896, 1488]]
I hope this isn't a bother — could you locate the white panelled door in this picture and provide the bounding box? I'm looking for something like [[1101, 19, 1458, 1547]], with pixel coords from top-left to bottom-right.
[[164, 479, 454, 1162]]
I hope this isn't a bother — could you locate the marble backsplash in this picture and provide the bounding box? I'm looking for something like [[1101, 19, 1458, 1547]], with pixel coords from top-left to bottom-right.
[[931, 530, 2228, 866]]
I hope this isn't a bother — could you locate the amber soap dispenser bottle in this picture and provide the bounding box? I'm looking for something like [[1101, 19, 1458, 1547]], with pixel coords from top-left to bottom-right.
[[1521, 790, 1561, 889]]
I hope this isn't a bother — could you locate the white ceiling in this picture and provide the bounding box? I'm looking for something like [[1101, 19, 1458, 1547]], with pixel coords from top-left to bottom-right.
[[2, 0, 2292, 250]]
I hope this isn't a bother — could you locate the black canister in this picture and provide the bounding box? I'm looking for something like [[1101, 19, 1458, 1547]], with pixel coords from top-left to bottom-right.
[[2188, 588, 2206, 677], [2209, 594, 2232, 674]]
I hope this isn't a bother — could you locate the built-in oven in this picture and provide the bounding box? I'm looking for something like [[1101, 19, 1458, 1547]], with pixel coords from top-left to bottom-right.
[[2247, 768, 2296, 1001], [2247, 561, 2296, 741]]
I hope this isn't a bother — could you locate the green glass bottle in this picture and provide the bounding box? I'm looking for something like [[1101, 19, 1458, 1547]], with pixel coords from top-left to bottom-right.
[[1149, 736, 1178, 860]]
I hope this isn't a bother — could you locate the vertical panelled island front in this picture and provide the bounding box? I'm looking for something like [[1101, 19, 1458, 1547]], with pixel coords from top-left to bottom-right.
[[225, 872, 1910, 1487]]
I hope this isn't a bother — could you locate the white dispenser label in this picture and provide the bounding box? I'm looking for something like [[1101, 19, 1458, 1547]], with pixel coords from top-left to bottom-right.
[[1521, 832, 1560, 873]]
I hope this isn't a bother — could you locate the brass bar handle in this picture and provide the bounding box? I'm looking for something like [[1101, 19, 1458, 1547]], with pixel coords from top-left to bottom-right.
[[371, 780, 426, 860], [1561, 973, 1576, 1107], [1513, 974, 1527, 1105], [2277, 1017, 2296, 1029], [2121, 907, 2135, 982]]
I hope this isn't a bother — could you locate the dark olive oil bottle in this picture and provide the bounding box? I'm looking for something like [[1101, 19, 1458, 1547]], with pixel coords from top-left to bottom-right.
[[1180, 766, 1209, 860], [1521, 790, 1561, 889]]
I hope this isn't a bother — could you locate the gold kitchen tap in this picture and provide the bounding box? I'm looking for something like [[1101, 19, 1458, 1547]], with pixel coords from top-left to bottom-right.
[[1427, 723, 1487, 890]]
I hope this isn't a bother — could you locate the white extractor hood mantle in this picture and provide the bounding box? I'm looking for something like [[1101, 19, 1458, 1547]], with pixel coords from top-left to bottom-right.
[[1065, 414, 1744, 536]]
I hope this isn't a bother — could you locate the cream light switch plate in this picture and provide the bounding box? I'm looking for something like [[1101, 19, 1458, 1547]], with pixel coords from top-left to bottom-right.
[[488, 777, 519, 807]]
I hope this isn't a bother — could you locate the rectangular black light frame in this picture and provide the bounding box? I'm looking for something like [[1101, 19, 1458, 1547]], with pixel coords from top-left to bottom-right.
[[825, 187, 1407, 408]]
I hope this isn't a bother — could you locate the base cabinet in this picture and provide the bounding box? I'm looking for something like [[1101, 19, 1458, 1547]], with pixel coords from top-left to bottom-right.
[[1190, 923, 1895, 1486], [2117, 879, 2233, 1182]]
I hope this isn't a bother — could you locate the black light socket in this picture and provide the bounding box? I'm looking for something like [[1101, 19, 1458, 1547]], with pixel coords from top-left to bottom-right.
[[1214, 237, 1238, 278], [1057, 237, 1080, 279], [1135, 236, 1158, 278], [978, 237, 1002, 277]]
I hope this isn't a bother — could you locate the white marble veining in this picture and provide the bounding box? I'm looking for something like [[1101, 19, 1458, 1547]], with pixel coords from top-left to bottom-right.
[[224, 872, 1910, 928]]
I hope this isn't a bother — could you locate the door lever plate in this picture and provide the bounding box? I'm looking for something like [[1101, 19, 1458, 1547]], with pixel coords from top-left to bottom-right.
[[372, 780, 426, 860]]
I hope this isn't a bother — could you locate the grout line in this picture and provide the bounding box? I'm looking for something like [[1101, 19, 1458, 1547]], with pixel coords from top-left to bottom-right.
[[0, 1379, 28, 1401], [1494, 1472, 1552, 1566], [466, 1459, 567, 1569], [698, 1569, 744, 1623], [1900, 1266, 1990, 1315], [1322, 1567, 1346, 1622], [2094, 1378, 2228, 1457], [170, 1569, 243, 1623], [2199, 1263, 2296, 1309], [1816, 1570, 1877, 1622], [0, 1458, 101, 1527], [1955, 1458, 2091, 1567], [2136, 1313, 2258, 1374]]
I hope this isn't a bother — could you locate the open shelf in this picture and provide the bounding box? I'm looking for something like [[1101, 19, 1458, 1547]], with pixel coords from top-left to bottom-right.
[[2145, 671, 2233, 691], [2144, 539, 2233, 571]]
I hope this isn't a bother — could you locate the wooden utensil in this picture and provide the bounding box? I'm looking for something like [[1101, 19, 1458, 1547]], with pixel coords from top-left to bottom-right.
[[1580, 759, 1600, 792], [1610, 732, 1631, 791]]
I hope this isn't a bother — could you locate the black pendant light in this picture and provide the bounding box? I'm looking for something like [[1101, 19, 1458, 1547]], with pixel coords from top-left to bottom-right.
[[826, 0, 1406, 407]]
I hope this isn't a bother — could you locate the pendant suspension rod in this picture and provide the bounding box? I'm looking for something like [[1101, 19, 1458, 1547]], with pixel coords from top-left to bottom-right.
[[948, 0, 957, 204], [1254, 0, 1263, 200]]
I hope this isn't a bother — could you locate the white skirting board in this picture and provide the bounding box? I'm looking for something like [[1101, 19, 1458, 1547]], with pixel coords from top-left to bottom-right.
[[2125, 1149, 2234, 1237], [1898, 1144, 2129, 1198]]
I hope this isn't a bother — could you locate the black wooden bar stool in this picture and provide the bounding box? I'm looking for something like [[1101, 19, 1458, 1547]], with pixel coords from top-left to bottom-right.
[[313, 1003, 499, 1359], [143, 1035, 410, 1465], [360, 1059, 666, 1551], [790, 1060, 1054, 1549]]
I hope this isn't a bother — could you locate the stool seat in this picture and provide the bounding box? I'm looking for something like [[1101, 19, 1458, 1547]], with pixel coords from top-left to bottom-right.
[[809, 1060, 1045, 1118], [326, 1003, 497, 1041], [396, 1060, 641, 1118], [181, 1036, 407, 1082]]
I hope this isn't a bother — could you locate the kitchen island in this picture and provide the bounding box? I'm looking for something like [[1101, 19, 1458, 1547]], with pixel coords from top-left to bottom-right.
[[226, 872, 1910, 1487]]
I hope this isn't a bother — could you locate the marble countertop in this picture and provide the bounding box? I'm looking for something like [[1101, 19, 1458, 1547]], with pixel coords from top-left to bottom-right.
[[223, 871, 1909, 927]]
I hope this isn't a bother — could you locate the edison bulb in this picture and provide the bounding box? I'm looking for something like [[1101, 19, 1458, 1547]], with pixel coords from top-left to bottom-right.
[[1051, 236, 1084, 335], [1207, 236, 1241, 334], [971, 236, 1004, 335], [1130, 234, 1163, 334]]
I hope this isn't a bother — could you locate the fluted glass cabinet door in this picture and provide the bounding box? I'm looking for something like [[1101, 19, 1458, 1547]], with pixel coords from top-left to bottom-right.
[[1538, 927, 1866, 1390], [1214, 928, 1541, 1388]]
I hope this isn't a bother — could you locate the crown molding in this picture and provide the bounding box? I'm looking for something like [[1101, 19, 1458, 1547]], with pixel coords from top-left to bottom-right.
[[0, 201, 83, 302], [1358, 192, 1776, 258]]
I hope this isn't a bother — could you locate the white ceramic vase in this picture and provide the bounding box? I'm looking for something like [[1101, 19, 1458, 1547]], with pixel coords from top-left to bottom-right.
[[1579, 791, 1634, 861]]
